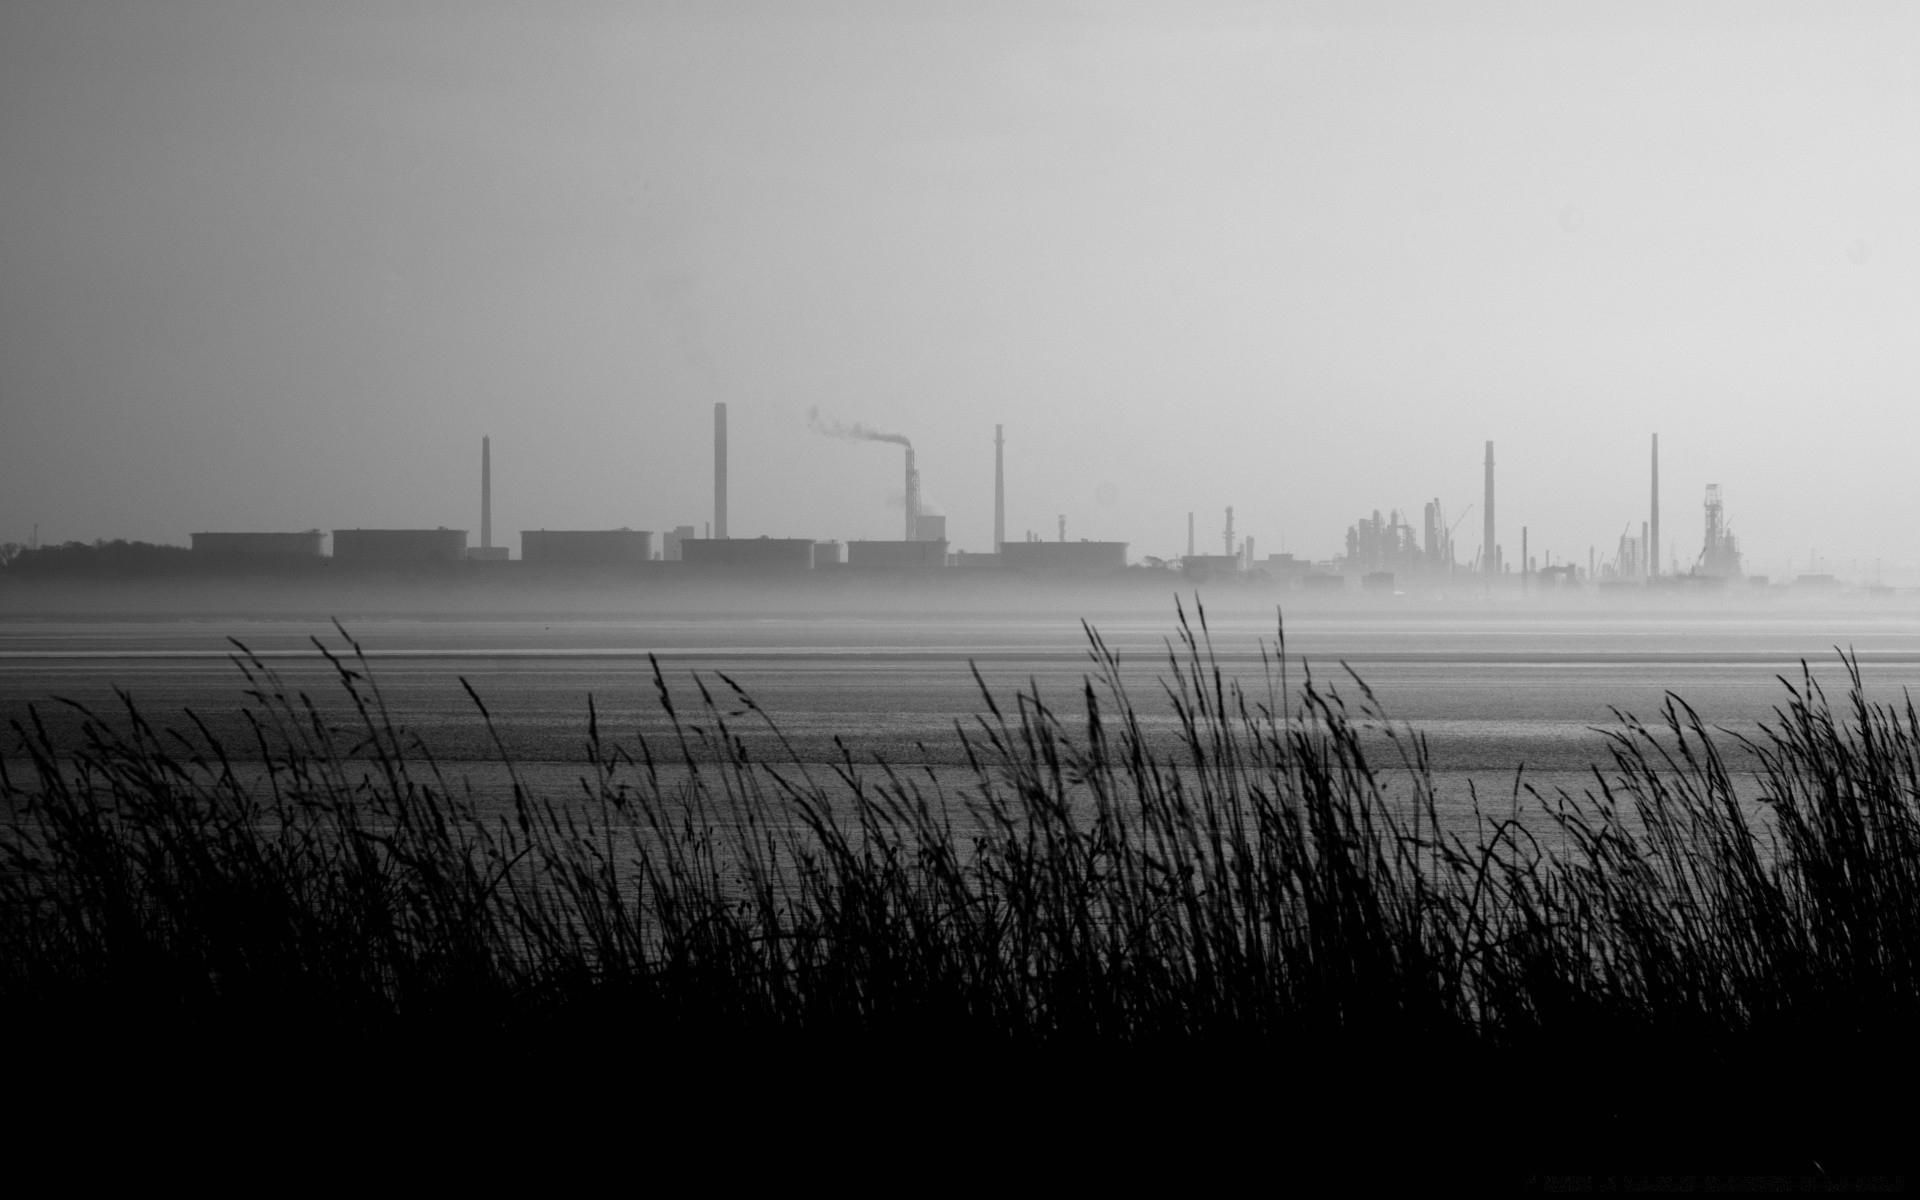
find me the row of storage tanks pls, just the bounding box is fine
[188,530,1129,571]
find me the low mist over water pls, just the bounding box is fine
[8,604,1916,818]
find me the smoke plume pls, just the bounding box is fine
[808,407,910,448]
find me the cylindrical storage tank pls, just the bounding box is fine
[331,529,468,563]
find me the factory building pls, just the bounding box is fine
[1003,541,1128,571]
[813,541,844,565]
[332,528,467,563]
[680,537,814,570]
[661,526,696,561]
[190,531,325,558]
[1181,553,1241,581]
[849,540,948,569]
[1697,485,1742,578]
[1420,500,1458,572]
[1344,510,1424,577]
[1602,525,1651,582]
[1261,553,1309,581]
[521,529,652,564]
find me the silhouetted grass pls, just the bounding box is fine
[3,604,1916,1173]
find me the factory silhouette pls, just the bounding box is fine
[148,405,1768,595]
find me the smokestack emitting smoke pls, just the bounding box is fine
[904,446,919,541]
[807,408,910,449]
[808,408,919,539]
[1650,432,1660,580]
[714,403,728,539]
[993,425,1004,553]
[1483,441,1496,575]
[481,435,491,551]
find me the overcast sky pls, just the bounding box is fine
[2,1,1915,574]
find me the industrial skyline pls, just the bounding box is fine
[2,6,1914,576]
[2,399,1801,583]
[125,404,1773,591]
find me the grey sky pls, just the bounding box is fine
[2,2,1914,573]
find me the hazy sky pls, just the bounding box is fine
[3,2,1915,573]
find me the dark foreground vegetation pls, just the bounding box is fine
[3,608,1916,1178]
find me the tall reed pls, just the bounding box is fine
[3,606,1916,1165]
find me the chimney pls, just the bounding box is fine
[993,425,1005,553]
[1483,441,1496,576]
[714,403,729,539]
[1057,514,1065,542]
[1223,506,1234,557]
[481,435,492,551]
[1649,433,1659,580]
[904,445,919,541]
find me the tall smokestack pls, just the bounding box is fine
[481,435,492,551]
[1224,506,1234,557]
[1649,433,1660,580]
[905,445,919,540]
[1483,441,1496,575]
[993,425,1005,552]
[714,403,728,539]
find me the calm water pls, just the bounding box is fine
[7,609,1920,829]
